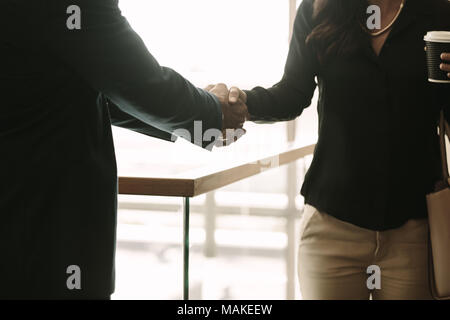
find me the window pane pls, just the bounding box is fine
[113,0,315,300]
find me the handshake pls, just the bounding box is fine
[205,83,249,147]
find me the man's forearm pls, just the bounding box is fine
[46,0,223,149]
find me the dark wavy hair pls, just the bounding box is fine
[306,0,370,64]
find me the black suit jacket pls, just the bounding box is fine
[0,0,222,299]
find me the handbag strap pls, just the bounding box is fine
[438,110,450,184]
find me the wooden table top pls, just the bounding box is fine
[118,143,316,197]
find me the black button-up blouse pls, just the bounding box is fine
[246,0,450,231]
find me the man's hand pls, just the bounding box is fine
[441,53,450,79]
[228,86,248,104]
[205,83,249,147]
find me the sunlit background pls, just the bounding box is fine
[112,0,319,300]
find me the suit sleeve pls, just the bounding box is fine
[244,0,318,122]
[44,0,222,150]
[104,96,176,142]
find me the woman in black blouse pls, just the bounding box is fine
[221,0,450,299]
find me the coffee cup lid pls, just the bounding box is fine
[424,31,450,43]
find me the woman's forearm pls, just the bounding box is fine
[245,79,316,122]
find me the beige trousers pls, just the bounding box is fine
[298,204,432,300]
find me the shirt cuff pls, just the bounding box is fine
[202,90,223,151]
[208,91,224,131]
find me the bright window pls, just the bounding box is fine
[113,0,317,300]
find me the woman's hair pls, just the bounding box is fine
[306,0,369,64]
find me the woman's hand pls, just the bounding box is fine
[441,53,450,78]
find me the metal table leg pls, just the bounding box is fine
[183,197,190,300]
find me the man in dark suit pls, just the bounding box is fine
[0,0,248,299]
